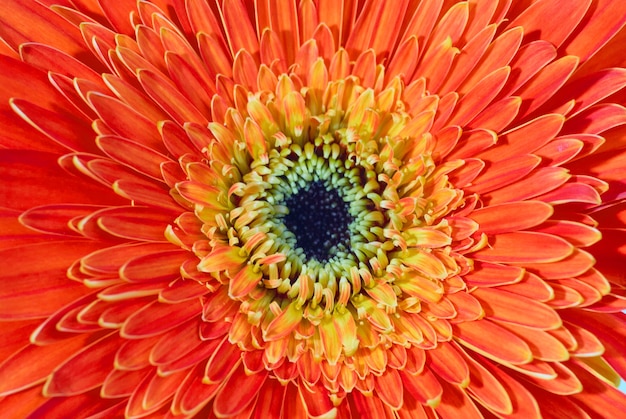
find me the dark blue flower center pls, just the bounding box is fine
[282,180,353,262]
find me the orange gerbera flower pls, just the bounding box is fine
[1,0,626,417]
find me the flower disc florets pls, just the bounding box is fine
[173,64,482,388]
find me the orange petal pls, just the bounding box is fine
[473,231,573,263]
[447,128,497,160]
[469,154,541,194]
[515,55,579,118]
[447,292,484,322]
[472,286,561,329]
[197,244,247,273]
[454,319,533,365]
[471,201,553,234]
[564,0,626,61]
[435,380,482,419]
[507,0,591,48]
[524,362,582,395]
[522,249,595,279]
[457,27,522,95]
[428,341,469,386]
[468,96,522,132]
[221,0,260,58]
[229,264,263,299]
[486,167,570,205]
[495,321,569,362]
[448,66,510,127]
[478,357,541,418]
[460,349,513,415]
[298,379,337,418]
[264,301,304,341]
[373,368,403,410]
[401,368,442,407]
[478,114,564,161]
[138,69,208,125]
[439,24,497,95]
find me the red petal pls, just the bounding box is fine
[121,299,201,338]
[81,242,174,275]
[96,206,173,241]
[204,337,242,384]
[0,334,91,396]
[18,204,102,237]
[214,364,267,417]
[0,241,104,320]
[88,92,165,152]
[0,1,86,57]
[174,363,221,416]
[45,332,122,396]
[1,150,124,210]
[113,178,183,212]
[114,335,161,371]
[120,249,188,283]
[102,367,151,398]
[96,135,171,180]
[126,368,189,417]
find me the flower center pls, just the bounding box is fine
[177,73,482,369]
[281,180,352,263]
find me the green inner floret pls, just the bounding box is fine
[229,137,394,301]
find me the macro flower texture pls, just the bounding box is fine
[2,0,626,417]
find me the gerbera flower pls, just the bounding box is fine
[1,0,626,417]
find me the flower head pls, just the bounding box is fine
[1,0,626,417]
